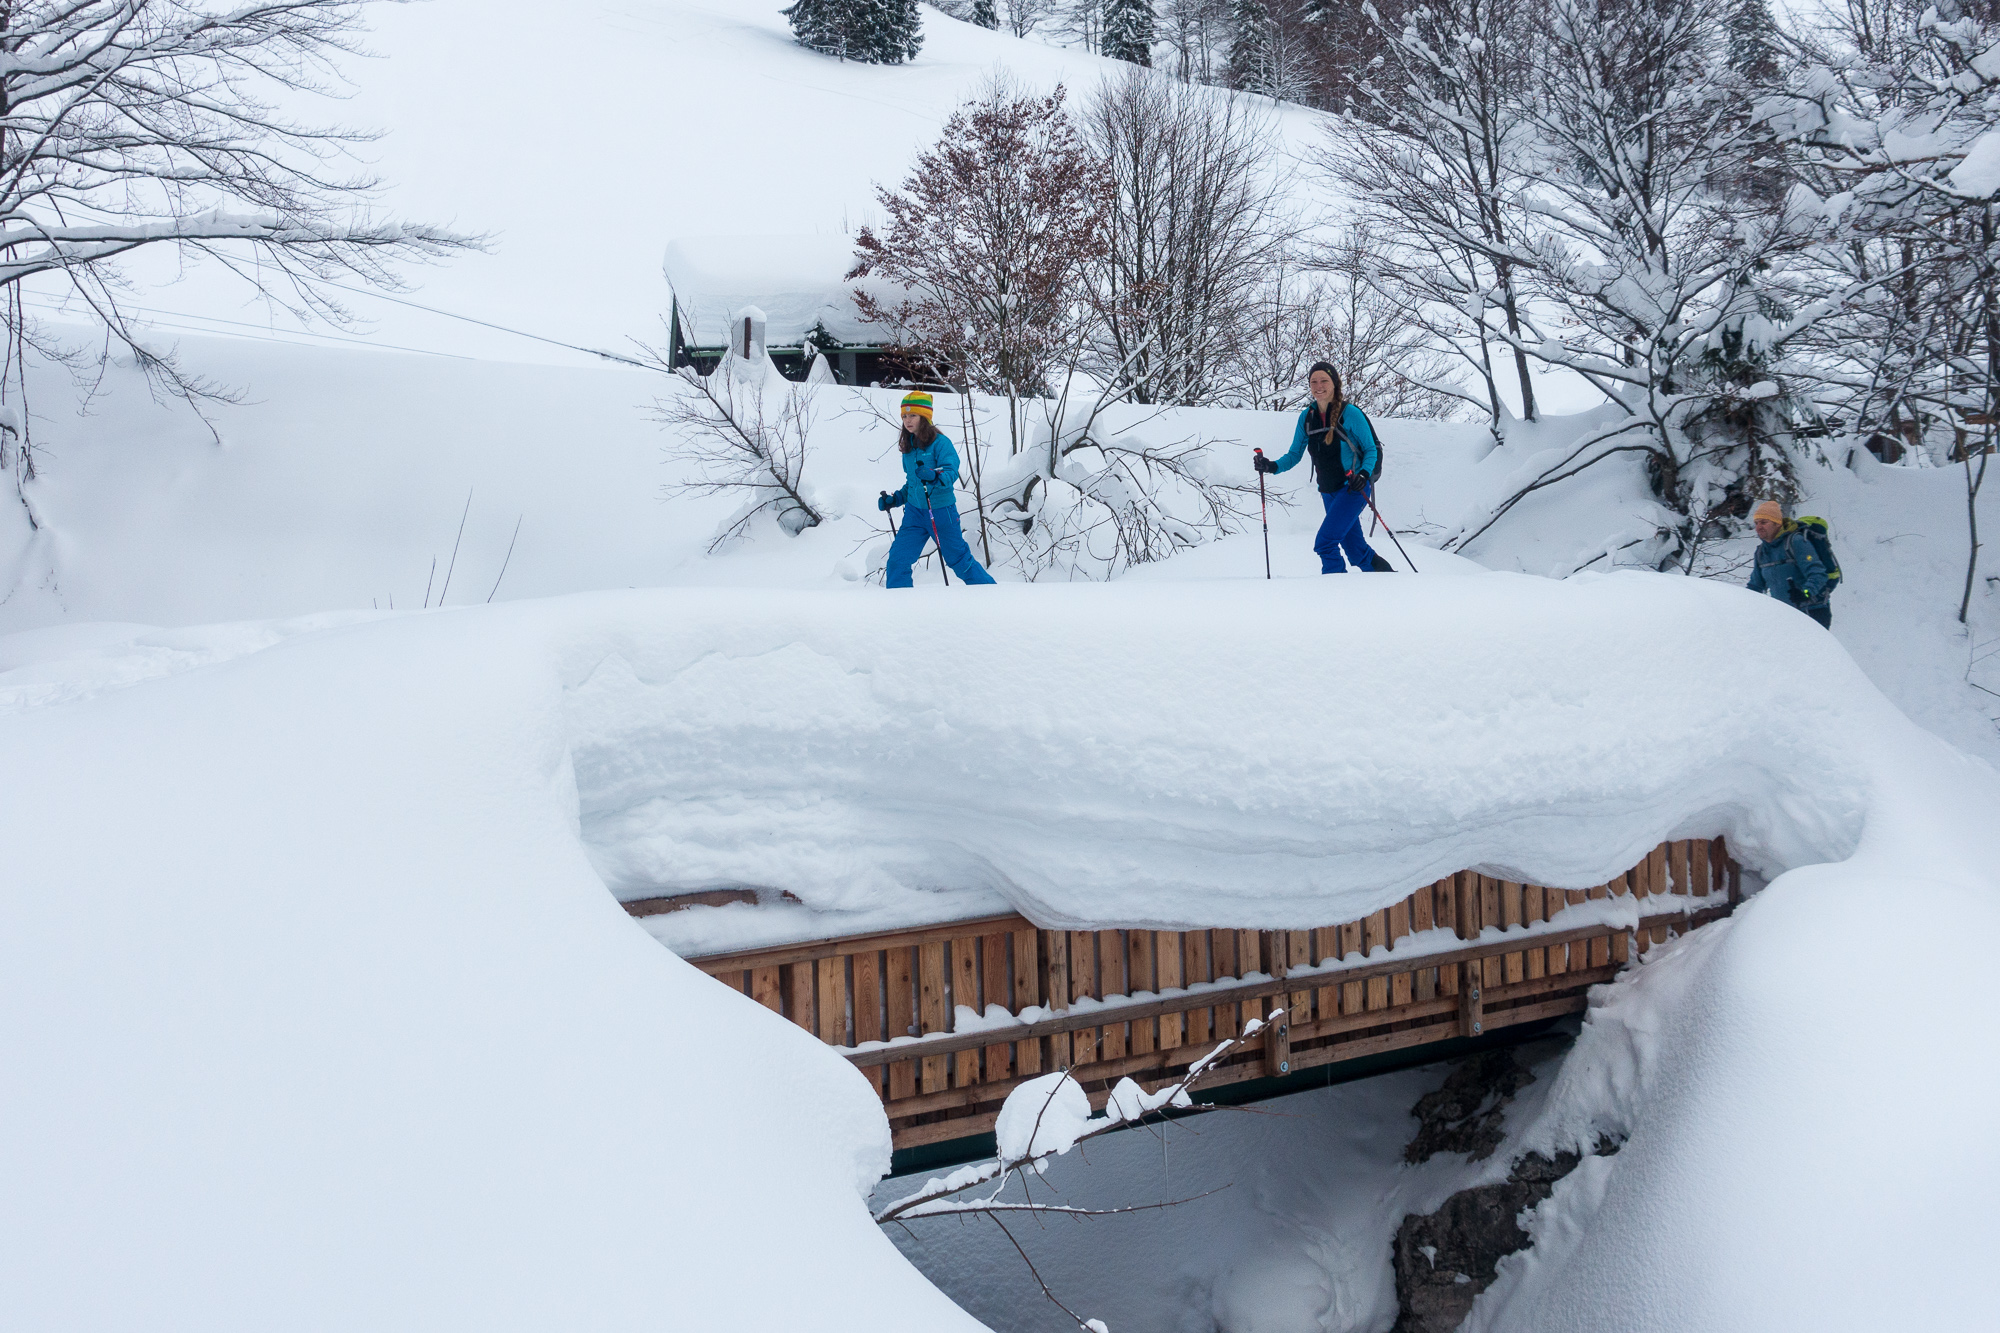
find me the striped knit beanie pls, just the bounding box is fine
[900,390,934,421]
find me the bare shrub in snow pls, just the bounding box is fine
[652,360,823,550]
[0,0,474,497]
[1764,0,2000,621]
[1080,68,1293,406]
[1325,0,1544,428]
[1234,240,1468,417]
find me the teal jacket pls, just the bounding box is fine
[1269,402,1379,493]
[1747,527,1830,609]
[886,431,960,511]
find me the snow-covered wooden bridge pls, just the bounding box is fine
[649,839,1738,1158]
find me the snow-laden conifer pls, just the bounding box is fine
[1101,0,1158,64]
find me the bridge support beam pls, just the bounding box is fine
[1264,1011,1291,1077]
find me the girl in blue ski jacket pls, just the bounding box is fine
[1255,361,1394,574]
[876,390,996,588]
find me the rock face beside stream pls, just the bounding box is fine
[1389,1049,1610,1333]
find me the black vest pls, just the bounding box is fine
[1305,402,1351,494]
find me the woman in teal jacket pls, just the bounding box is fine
[876,391,996,588]
[1254,361,1393,573]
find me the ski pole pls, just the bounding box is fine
[923,505,951,586]
[1365,491,1419,572]
[881,492,897,538]
[1253,449,1271,580]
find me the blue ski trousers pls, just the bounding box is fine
[887,505,997,588]
[1314,486,1379,574]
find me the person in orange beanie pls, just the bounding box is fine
[1747,500,1832,628]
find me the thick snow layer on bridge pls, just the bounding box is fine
[554,571,1951,953]
[4,572,1996,1331]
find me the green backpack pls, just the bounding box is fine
[1789,516,1844,593]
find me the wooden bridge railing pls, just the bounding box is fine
[684,838,1739,1150]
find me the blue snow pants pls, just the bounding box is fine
[887,505,997,588]
[1314,486,1379,573]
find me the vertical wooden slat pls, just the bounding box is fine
[1212,930,1241,1037]
[1480,876,1504,990]
[1337,920,1363,1015]
[1438,877,1461,997]
[1691,839,1710,905]
[853,952,884,1094]
[1069,930,1098,1067]
[750,965,782,1015]
[1156,930,1184,1050]
[1389,898,1414,1007]
[1364,909,1390,1010]
[1500,882,1525,985]
[1258,931,1286,1040]
[1127,931,1157,1056]
[1523,885,1547,980]
[1013,928,1043,1076]
[787,961,815,1035]
[1288,929,1314,1026]
[816,956,849,1046]
[1183,930,1213,1048]
[1097,930,1128,1061]
[1037,929,1065,1072]
[1313,927,1340,1027]
[982,933,1012,1083]
[886,946,916,1101]
[1647,843,1670,949]
[918,942,948,1094]
[1588,879,1613,969]
[954,938,983,1087]
[1412,885,1437,1002]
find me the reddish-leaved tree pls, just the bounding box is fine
[849,78,1111,466]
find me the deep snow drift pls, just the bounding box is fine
[0,603,982,1332]
[4,571,1998,1330]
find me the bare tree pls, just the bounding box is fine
[1158,0,1229,82]
[1232,251,1467,418]
[851,78,1110,563]
[1438,0,1821,566]
[1767,0,2000,622]
[851,78,1110,461]
[1081,67,1292,406]
[0,0,475,497]
[651,358,823,551]
[1325,0,1543,429]
[1005,0,1058,37]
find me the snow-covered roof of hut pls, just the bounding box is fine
[663,235,896,349]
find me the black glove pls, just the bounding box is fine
[1346,472,1369,494]
[1253,454,1277,474]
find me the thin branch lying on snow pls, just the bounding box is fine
[875,1015,1277,1333]
[874,1011,1278,1226]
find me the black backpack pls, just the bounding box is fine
[1313,402,1385,483]
[1346,405,1384,483]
